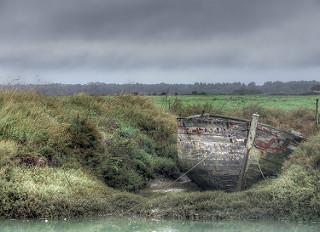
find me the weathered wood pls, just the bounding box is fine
[237,114,259,191]
[316,99,319,128]
[246,114,259,150]
[177,114,304,191]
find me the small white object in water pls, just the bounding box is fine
[151,218,161,222]
[45,219,48,223]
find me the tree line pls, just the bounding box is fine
[0,80,319,96]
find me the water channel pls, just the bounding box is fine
[0,217,319,232]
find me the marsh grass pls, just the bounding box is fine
[0,91,175,218]
[237,104,317,136]
[0,91,319,220]
[0,166,144,218]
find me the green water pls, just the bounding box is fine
[0,218,319,232]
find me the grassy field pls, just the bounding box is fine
[152,95,319,111]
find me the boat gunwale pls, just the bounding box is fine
[177,113,305,140]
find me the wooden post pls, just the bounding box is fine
[237,113,259,191]
[316,99,319,129]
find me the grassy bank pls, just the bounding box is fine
[0,166,143,218]
[0,91,319,221]
[0,91,176,218]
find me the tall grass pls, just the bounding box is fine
[237,103,317,137]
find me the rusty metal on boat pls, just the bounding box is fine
[177,114,304,191]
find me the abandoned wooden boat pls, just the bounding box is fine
[177,114,304,191]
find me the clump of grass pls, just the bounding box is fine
[235,104,317,137]
[0,140,18,166]
[284,134,320,170]
[98,124,179,191]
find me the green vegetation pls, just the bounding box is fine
[0,91,319,221]
[152,95,318,112]
[0,91,176,218]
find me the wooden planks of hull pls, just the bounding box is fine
[177,114,304,191]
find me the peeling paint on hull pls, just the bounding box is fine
[177,114,304,191]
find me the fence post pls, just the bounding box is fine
[316,99,319,128]
[237,113,259,191]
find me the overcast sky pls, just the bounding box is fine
[0,0,320,84]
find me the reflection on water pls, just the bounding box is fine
[0,217,319,232]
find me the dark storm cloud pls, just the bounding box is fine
[0,0,320,81]
[0,0,307,40]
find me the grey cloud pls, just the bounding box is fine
[0,0,320,82]
[0,0,310,40]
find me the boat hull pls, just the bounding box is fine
[177,114,303,191]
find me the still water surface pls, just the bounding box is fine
[0,217,319,232]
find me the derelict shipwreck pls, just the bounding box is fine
[177,114,304,191]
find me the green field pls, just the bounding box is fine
[152,95,319,111]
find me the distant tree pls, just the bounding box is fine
[248,82,256,88]
[311,84,320,92]
[0,81,318,96]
